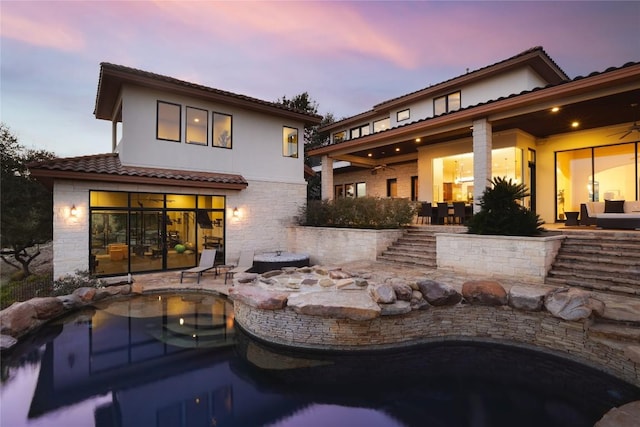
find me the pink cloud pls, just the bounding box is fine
[0,4,85,51]
[149,1,419,68]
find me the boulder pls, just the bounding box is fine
[380,300,412,316]
[57,294,82,310]
[410,290,429,310]
[595,400,640,427]
[287,291,380,321]
[508,285,550,311]
[544,287,595,321]
[368,283,396,304]
[235,272,258,284]
[0,334,17,351]
[390,281,414,302]
[228,286,288,310]
[462,280,507,306]
[73,287,97,303]
[0,302,38,337]
[418,279,462,306]
[29,297,64,320]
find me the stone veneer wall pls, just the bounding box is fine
[51,179,306,277]
[436,233,565,283]
[286,226,403,265]
[234,302,639,386]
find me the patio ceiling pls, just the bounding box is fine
[340,89,640,165]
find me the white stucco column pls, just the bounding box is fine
[321,155,334,201]
[472,118,492,212]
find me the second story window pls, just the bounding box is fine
[373,118,390,133]
[350,124,370,139]
[157,101,181,142]
[283,126,298,158]
[186,107,208,145]
[333,131,346,143]
[213,112,232,148]
[434,91,461,116]
[397,109,410,122]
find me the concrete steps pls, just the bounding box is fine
[546,233,640,297]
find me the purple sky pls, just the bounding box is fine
[1,1,638,157]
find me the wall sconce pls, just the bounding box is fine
[232,207,240,218]
[70,205,78,217]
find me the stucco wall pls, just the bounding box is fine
[51,178,305,278]
[436,232,565,283]
[286,226,403,265]
[119,85,306,184]
[233,302,639,386]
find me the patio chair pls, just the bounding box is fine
[180,249,217,284]
[416,202,432,224]
[437,203,451,225]
[225,249,255,284]
[452,202,466,224]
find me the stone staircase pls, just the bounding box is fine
[545,231,640,298]
[378,225,465,268]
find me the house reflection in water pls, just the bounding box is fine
[26,295,304,427]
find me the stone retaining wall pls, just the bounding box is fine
[436,232,565,283]
[287,226,403,265]
[234,301,639,386]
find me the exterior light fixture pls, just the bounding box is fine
[70,205,78,217]
[232,207,240,218]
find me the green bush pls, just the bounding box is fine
[466,177,544,236]
[299,197,416,229]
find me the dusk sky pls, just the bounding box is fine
[1,1,638,158]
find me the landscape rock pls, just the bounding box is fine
[508,285,550,311]
[335,278,356,289]
[0,334,17,351]
[545,287,595,321]
[418,279,462,306]
[0,302,38,337]
[57,294,82,310]
[235,272,258,284]
[588,297,606,317]
[329,270,352,280]
[73,287,97,302]
[390,281,413,301]
[287,291,380,321]
[368,283,396,304]
[318,278,335,288]
[462,280,507,306]
[379,300,412,316]
[28,297,65,320]
[262,270,283,278]
[595,400,640,427]
[228,286,288,310]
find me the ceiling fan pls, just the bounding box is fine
[370,164,395,175]
[610,103,640,139]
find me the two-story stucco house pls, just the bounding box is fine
[30,63,322,278]
[309,47,640,225]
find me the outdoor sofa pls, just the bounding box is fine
[581,200,640,230]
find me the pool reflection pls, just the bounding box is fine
[1,293,639,427]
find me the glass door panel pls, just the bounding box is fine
[594,144,636,201]
[197,210,225,264]
[556,148,592,221]
[166,211,197,270]
[130,211,163,273]
[90,211,128,276]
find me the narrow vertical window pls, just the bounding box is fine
[157,101,181,142]
[213,112,232,148]
[283,126,298,158]
[186,107,208,145]
[387,178,397,198]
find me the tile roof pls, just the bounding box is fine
[28,153,248,190]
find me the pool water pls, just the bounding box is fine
[1,293,638,427]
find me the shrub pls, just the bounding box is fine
[299,197,416,229]
[466,177,544,236]
[53,270,106,296]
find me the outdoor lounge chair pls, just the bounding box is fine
[180,249,216,284]
[225,250,255,284]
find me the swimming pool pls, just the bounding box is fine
[1,293,638,427]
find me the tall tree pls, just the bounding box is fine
[0,124,56,277]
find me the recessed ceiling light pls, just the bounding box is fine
[194,118,200,122]
[415,138,421,142]
[551,107,560,113]
[367,153,372,157]
[571,121,580,128]
[395,147,400,152]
